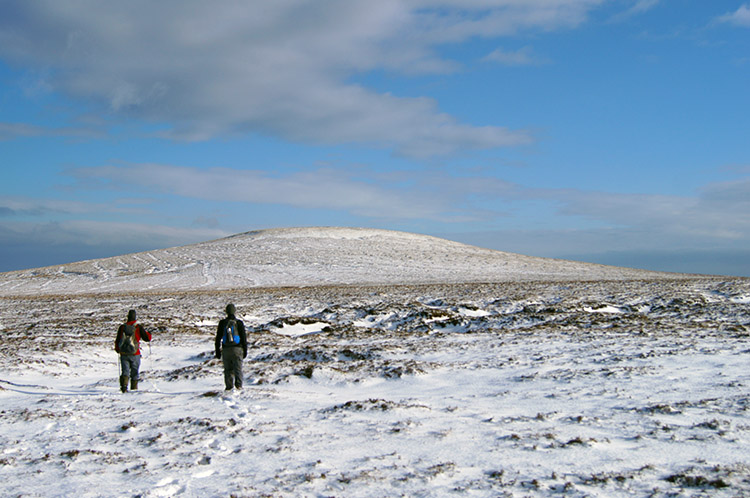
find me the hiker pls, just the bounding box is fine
[215,303,248,390]
[115,309,152,393]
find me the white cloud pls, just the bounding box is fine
[717,4,750,27]
[630,0,660,13]
[0,219,228,250]
[483,46,547,65]
[0,1,607,156]
[605,0,660,23]
[4,160,749,273]
[65,162,750,246]
[624,0,660,16]
[0,196,108,216]
[0,122,102,141]
[66,163,498,222]
[540,180,750,241]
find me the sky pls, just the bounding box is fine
[1,1,749,277]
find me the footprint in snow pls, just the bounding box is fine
[223,395,251,415]
[152,478,185,497]
[193,469,214,479]
[151,484,185,497]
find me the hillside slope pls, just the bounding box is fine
[0,227,687,296]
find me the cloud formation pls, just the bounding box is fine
[0,122,101,141]
[717,4,750,27]
[540,179,750,242]
[62,162,750,247]
[482,46,547,66]
[0,219,226,249]
[66,163,502,222]
[609,0,661,21]
[0,0,606,156]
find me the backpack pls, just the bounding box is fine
[118,324,138,355]
[222,318,240,346]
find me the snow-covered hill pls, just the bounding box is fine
[0,227,684,296]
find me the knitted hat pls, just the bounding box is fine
[127,309,137,321]
[226,303,236,316]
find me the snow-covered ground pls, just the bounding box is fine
[1,228,748,496]
[2,277,749,497]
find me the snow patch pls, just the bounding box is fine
[271,321,330,337]
[584,304,625,314]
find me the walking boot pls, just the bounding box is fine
[119,375,128,393]
[130,378,138,391]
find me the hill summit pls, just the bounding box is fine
[0,227,679,295]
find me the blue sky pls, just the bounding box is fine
[1,0,749,276]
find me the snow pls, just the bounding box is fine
[0,228,749,497]
[0,227,693,297]
[584,304,624,314]
[271,321,330,337]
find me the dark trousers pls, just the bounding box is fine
[222,347,244,390]
[120,355,141,380]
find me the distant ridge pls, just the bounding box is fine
[0,227,689,296]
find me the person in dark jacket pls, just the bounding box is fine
[115,309,152,393]
[215,303,248,390]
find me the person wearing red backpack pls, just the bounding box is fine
[215,303,247,390]
[115,309,152,393]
